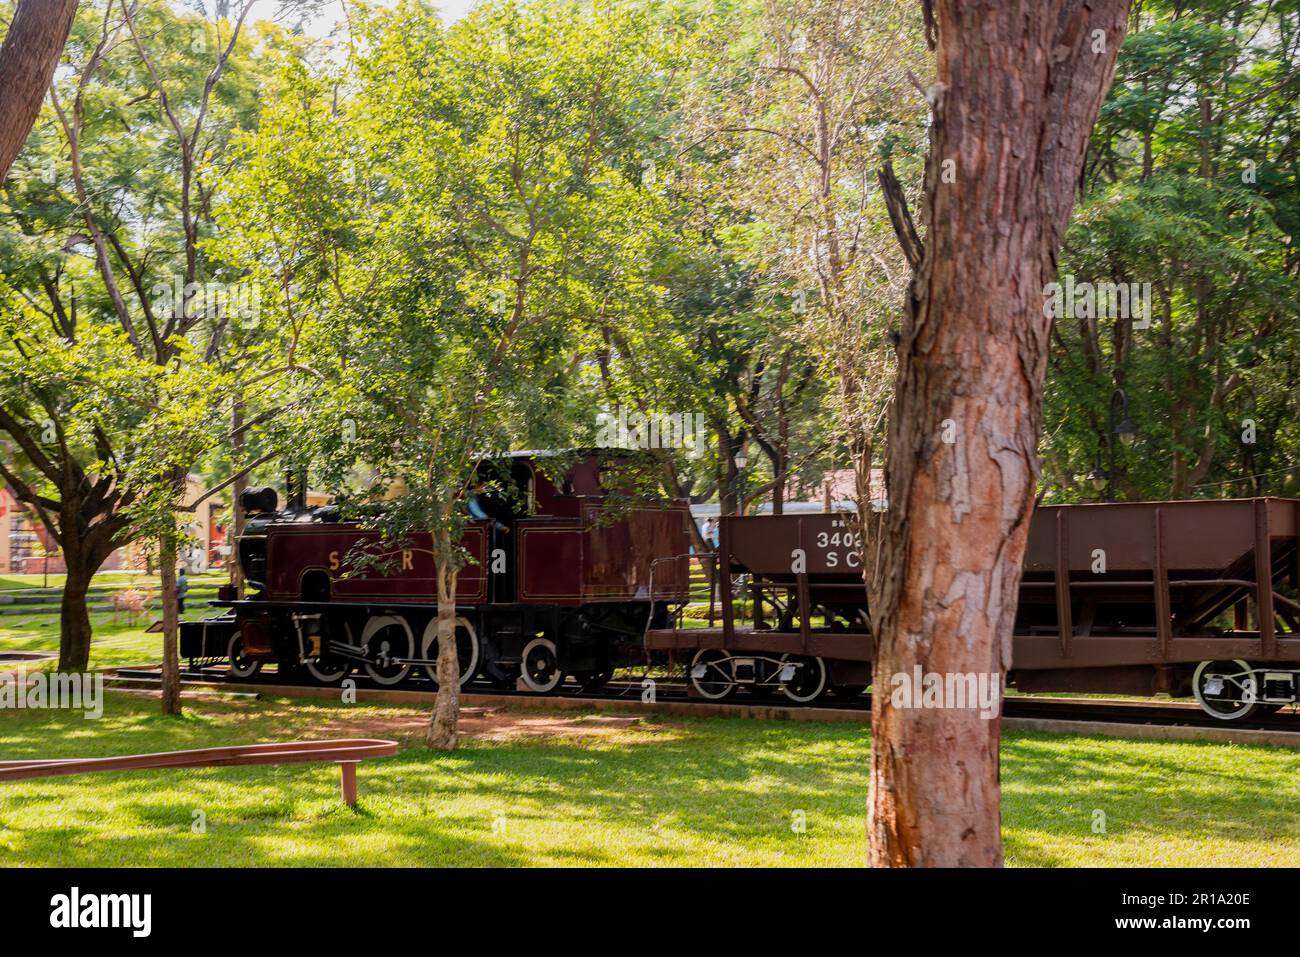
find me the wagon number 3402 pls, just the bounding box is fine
[815,529,863,569]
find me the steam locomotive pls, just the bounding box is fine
[184,450,1300,721]
[181,451,692,693]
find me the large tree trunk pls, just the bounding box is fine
[867,0,1129,867]
[0,0,79,182]
[159,533,182,715]
[57,554,94,672]
[426,529,461,750]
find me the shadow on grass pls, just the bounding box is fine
[0,695,1296,866]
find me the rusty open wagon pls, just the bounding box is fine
[646,497,1300,720]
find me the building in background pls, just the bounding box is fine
[0,476,231,575]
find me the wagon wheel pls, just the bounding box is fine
[778,654,827,704]
[520,637,565,693]
[227,632,262,679]
[689,649,735,700]
[1192,659,1260,721]
[361,615,415,686]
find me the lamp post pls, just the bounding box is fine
[1094,387,1137,502]
[732,443,748,516]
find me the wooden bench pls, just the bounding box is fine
[0,739,398,806]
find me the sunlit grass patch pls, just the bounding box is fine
[0,692,1295,867]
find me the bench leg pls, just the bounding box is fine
[339,762,358,807]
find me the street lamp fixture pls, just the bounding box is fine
[1101,387,1137,501]
[1115,416,1138,448]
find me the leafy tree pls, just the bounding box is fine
[219,0,680,748]
[868,0,1129,866]
[1044,0,1300,502]
[0,0,305,682]
[649,0,926,516]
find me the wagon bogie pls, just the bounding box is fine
[686,648,831,702]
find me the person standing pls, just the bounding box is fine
[176,566,189,615]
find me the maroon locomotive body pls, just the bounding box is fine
[183,451,692,692]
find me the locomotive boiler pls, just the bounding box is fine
[181,451,692,692]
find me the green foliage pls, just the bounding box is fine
[218,0,684,568]
[1044,0,1300,502]
[0,1,289,565]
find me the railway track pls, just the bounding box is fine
[107,665,1300,735]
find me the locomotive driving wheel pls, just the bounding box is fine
[421,616,480,688]
[1193,659,1260,720]
[227,632,262,679]
[361,615,415,686]
[520,637,565,693]
[689,649,736,700]
[305,620,353,685]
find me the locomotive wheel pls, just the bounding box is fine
[689,649,736,700]
[779,654,827,703]
[520,637,564,693]
[304,621,355,685]
[361,615,415,686]
[227,632,262,679]
[1193,659,1260,721]
[421,616,480,688]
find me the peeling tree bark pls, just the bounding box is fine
[867,0,1130,867]
[0,0,79,182]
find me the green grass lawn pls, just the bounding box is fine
[0,690,1296,867]
[0,572,226,670]
[0,617,167,669]
[0,609,221,671]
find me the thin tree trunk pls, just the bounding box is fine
[867,0,1129,867]
[159,533,182,715]
[0,0,79,182]
[231,397,246,596]
[426,528,461,750]
[57,556,94,672]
